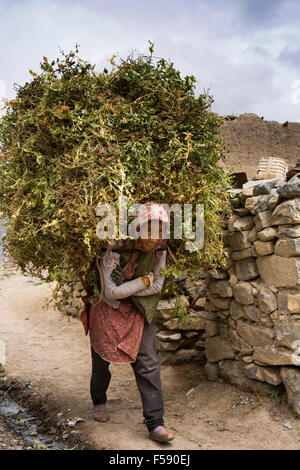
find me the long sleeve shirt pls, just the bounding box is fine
[89,244,167,363]
[100,248,167,308]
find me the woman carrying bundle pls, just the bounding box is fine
[81,202,175,443]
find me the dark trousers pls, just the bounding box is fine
[90,320,164,431]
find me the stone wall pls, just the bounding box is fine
[156,175,300,416]
[218,113,300,180]
[209,176,300,415]
[155,293,207,366]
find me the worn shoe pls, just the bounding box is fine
[94,407,109,422]
[149,427,175,442]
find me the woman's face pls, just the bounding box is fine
[139,219,164,252]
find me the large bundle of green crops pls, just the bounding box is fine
[0,43,233,308]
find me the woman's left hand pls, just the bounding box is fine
[111,265,125,286]
[144,271,155,287]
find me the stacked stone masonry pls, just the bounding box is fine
[155,175,300,416]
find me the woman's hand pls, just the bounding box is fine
[141,276,150,288]
[111,265,125,286]
[142,271,154,288]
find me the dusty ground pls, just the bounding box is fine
[0,273,300,450]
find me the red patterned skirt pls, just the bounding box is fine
[89,297,145,364]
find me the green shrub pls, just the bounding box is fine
[0,42,233,309]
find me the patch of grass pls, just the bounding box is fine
[172,296,188,320]
[25,381,34,389]
[32,440,50,450]
[269,391,282,406]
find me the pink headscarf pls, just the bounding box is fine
[134,202,169,228]
[134,202,168,255]
[122,202,168,279]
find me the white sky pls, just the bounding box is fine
[1,0,300,122]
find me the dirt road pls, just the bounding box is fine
[0,273,300,450]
